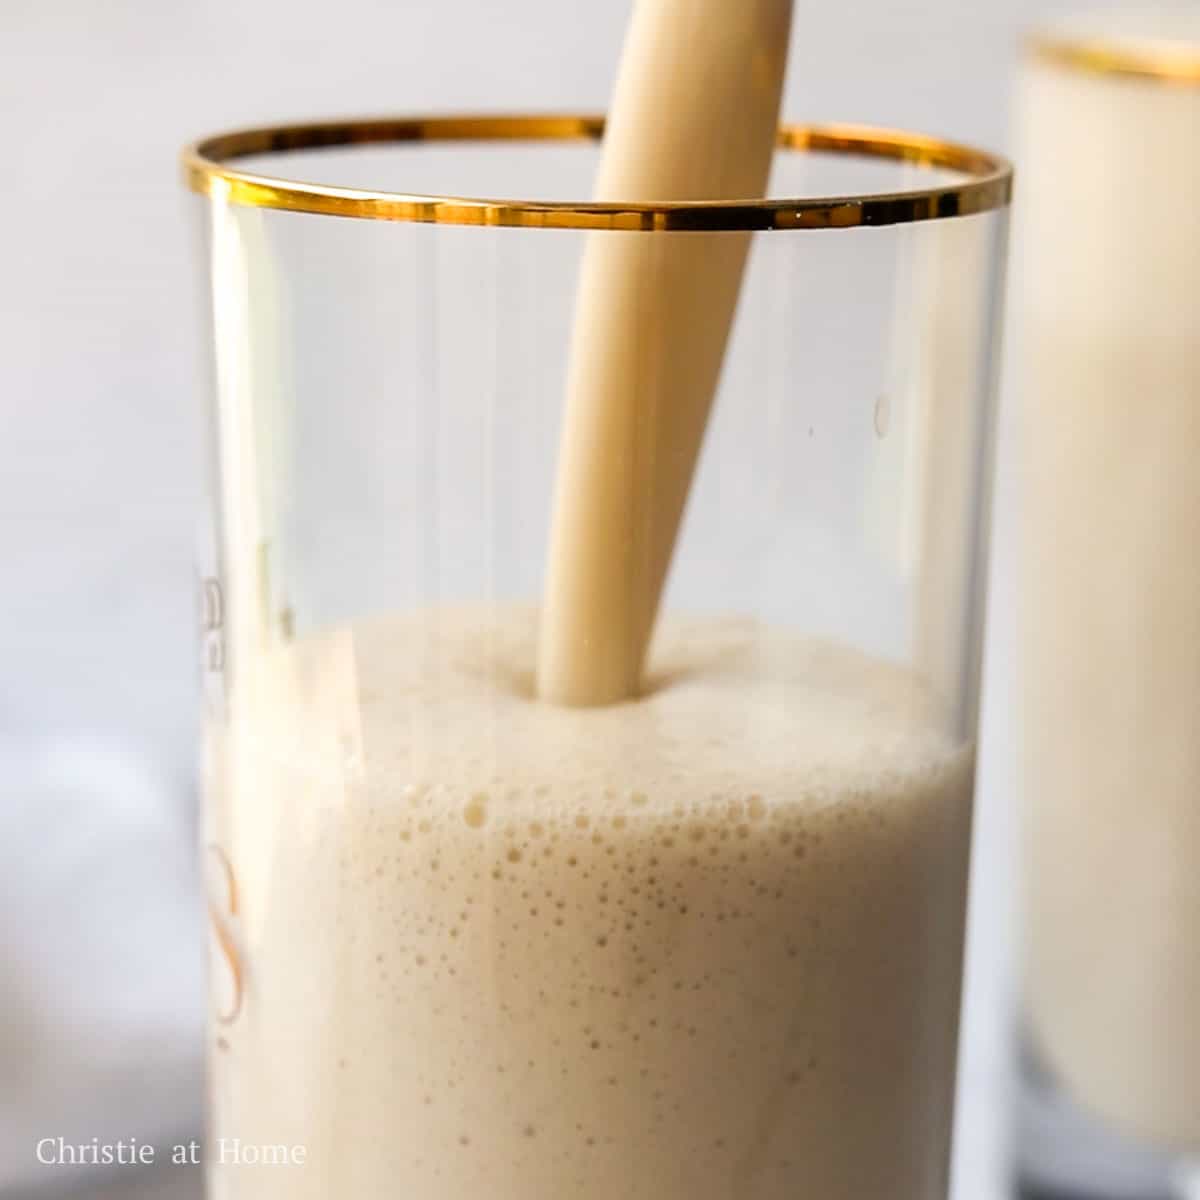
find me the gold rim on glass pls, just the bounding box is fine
[181,114,1012,232]
[1028,30,1200,85]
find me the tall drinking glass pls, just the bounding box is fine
[1013,16,1200,1200]
[184,115,1011,1199]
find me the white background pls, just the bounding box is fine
[0,0,1135,1196]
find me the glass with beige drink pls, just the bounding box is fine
[1014,16,1200,1199]
[186,115,1010,1198]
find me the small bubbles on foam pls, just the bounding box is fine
[463,795,489,828]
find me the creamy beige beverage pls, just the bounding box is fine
[538,0,793,706]
[1017,21,1200,1149]
[207,608,972,1199]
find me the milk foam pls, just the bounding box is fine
[207,608,973,1199]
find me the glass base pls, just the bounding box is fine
[1016,1032,1200,1200]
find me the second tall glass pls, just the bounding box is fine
[1013,18,1200,1200]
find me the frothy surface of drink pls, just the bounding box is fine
[208,609,972,1199]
